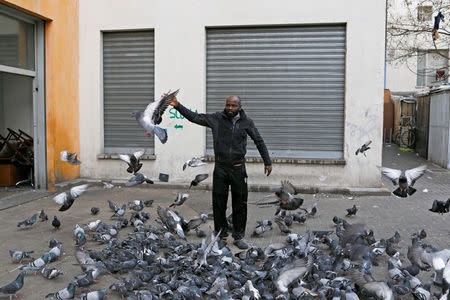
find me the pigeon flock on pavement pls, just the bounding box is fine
[3,91,449,299]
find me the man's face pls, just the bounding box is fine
[225,98,241,117]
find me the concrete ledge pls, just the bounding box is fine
[204,155,346,165]
[97,153,156,160]
[55,178,391,196]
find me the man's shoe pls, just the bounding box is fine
[233,239,249,250]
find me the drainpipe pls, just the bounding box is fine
[384,0,388,89]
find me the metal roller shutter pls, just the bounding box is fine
[103,31,154,153]
[206,25,346,159]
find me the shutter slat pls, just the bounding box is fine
[206,25,345,158]
[103,31,155,152]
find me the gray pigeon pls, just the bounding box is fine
[125,172,154,187]
[355,140,372,156]
[108,200,119,212]
[74,290,106,300]
[0,271,26,300]
[183,156,206,171]
[60,150,81,165]
[429,198,450,214]
[190,174,209,188]
[169,193,189,208]
[17,213,38,228]
[300,202,318,217]
[45,282,76,299]
[39,209,48,221]
[119,150,145,174]
[127,200,144,212]
[41,266,63,279]
[9,250,34,263]
[381,165,427,198]
[131,89,179,144]
[53,184,89,211]
[111,204,126,218]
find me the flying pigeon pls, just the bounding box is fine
[381,165,427,198]
[119,150,145,174]
[125,172,154,187]
[9,250,34,263]
[183,157,206,171]
[60,150,81,165]
[0,271,26,300]
[39,209,48,221]
[169,193,189,208]
[355,140,372,156]
[346,204,358,217]
[190,174,209,189]
[53,184,89,211]
[131,89,179,144]
[429,199,450,214]
[17,213,38,228]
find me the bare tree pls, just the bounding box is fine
[387,0,450,66]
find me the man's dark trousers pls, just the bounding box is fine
[213,162,248,240]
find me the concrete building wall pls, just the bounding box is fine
[79,0,386,188]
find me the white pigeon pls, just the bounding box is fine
[131,89,179,144]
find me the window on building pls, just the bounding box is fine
[206,25,346,159]
[102,31,154,154]
[417,6,432,21]
[416,50,449,87]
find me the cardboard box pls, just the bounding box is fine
[0,164,29,186]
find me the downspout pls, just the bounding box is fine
[384,0,388,89]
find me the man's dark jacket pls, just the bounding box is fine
[175,103,271,166]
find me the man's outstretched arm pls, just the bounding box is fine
[170,96,215,128]
[246,119,272,176]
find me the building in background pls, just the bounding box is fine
[79,0,386,189]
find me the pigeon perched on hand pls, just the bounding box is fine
[355,140,372,156]
[131,89,179,144]
[53,184,89,211]
[381,165,427,198]
[60,150,81,165]
[17,213,38,228]
[190,174,209,189]
[346,204,358,217]
[169,193,189,208]
[0,271,26,300]
[183,157,206,171]
[429,198,450,214]
[119,150,145,174]
[125,172,154,187]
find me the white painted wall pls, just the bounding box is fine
[1,73,33,137]
[79,0,386,188]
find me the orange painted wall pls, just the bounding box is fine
[1,0,79,190]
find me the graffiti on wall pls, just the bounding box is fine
[169,107,198,129]
[346,110,378,140]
